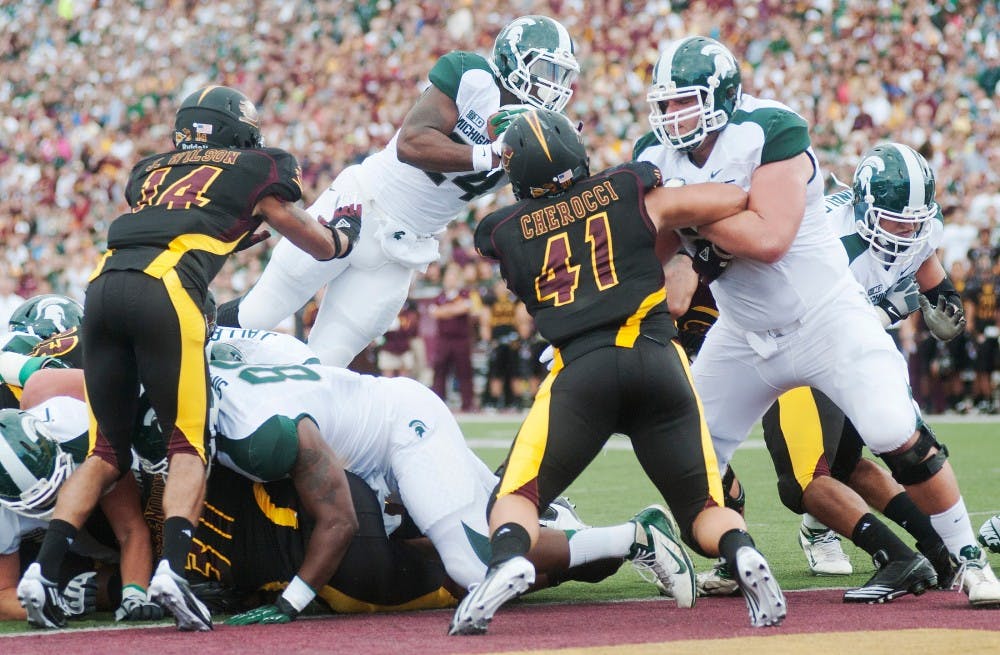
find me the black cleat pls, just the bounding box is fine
[843,550,937,604]
[916,539,957,589]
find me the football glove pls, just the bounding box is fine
[488,104,531,140]
[225,596,299,625]
[62,571,97,617]
[115,586,164,622]
[918,293,966,341]
[324,200,363,258]
[690,239,733,283]
[538,344,555,371]
[874,274,920,327]
[979,515,1000,554]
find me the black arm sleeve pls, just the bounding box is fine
[923,276,961,307]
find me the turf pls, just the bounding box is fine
[0,418,996,633]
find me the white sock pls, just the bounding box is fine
[929,496,977,559]
[801,513,829,532]
[568,523,634,567]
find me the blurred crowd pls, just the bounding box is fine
[1,0,998,413]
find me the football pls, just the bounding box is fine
[487,104,534,141]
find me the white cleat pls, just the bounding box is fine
[448,556,535,635]
[148,560,213,631]
[954,545,1000,608]
[734,547,787,628]
[799,525,853,576]
[628,504,696,608]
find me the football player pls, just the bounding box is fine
[217,15,580,367]
[451,109,786,636]
[0,402,162,622]
[18,85,362,632]
[206,358,682,625]
[636,36,1000,607]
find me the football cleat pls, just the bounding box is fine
[954,545,1000,607]
[799,525,853,575]
[148,560,213,631]
[916,538,957,589]
[978,515,1000,554]
[448,556,535,636]
[539,496,590,531]
[17,563,68,629]
[843,550,937,603]
[695,558,741,597]
[628,504,696,608]
[734,547,786,628]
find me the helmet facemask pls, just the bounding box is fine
[504,47,578,112]
[648,85,733,152]
[856,202,937,265]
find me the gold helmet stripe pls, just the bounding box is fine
[524,111,552,162]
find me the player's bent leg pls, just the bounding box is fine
[306,261,413,366]
[237,237,348,330]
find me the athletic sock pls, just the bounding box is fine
[162,516,196,575]
[568,523,634,567]
[801,512,829,532]
[882,492,939,546]
[36,518,77,581]
[851,512,912,560]
[929,497,978,559]
[489,522,531,567]
[718,528,755,564]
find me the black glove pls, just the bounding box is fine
[325,202,363,258]
[690,239,733,283]
[62,571,97,617]
[115,587,164,621]
[919,294,966,341]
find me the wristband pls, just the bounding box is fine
[280,575,316,613]
[471,144,493,172]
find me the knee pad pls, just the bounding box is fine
[721,466,746,516]
[879,423,949,486]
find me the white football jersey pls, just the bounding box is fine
[635,94,850,331]
[208,326,320,366]
[356,51,509,235]
[826,189,943,309]
[210,362,388,485]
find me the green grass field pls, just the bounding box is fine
[1,418,997,633]
[463,417,1000,604]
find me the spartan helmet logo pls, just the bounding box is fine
[36,298,71,333]
[504,17,533,46]
[856,155,886,204]
[701,42,737,91]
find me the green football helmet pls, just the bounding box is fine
[853,142,937,264]
[489,16,579,113]
[174,85,263,151]
[501,109,590,201]
[0,408,75,519]
[647,36,742,151]
[8,294,84,340]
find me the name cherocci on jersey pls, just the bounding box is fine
[520,181,620,240]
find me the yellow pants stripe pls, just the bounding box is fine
[777,386,825,491]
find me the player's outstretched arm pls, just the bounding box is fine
[645,182,748,231]
[698,152,813,263]
[254,195,359,261]
[397,85,495,173]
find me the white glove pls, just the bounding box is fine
[538,344,555,371]
[874,275,920,327]
[62,571,97,617]
[918,294,966,341]
[115,585,165,621]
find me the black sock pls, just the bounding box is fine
[718,528,755,564]
[882,492,939,547]
[215,297,242,328]
[488,522,531,567]
[851,513,912,560]
[162,516,196,574]
[36,519,78,581]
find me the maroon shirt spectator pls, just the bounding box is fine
[429,262,475,412]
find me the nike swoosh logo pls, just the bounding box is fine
[710,169,723,179]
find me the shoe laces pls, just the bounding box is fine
[952,550,995,593]
[630,550,664,584]
[806,530,850,561]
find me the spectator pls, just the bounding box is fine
[429,261,475,412]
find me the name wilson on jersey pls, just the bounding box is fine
[519,180,620,239]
